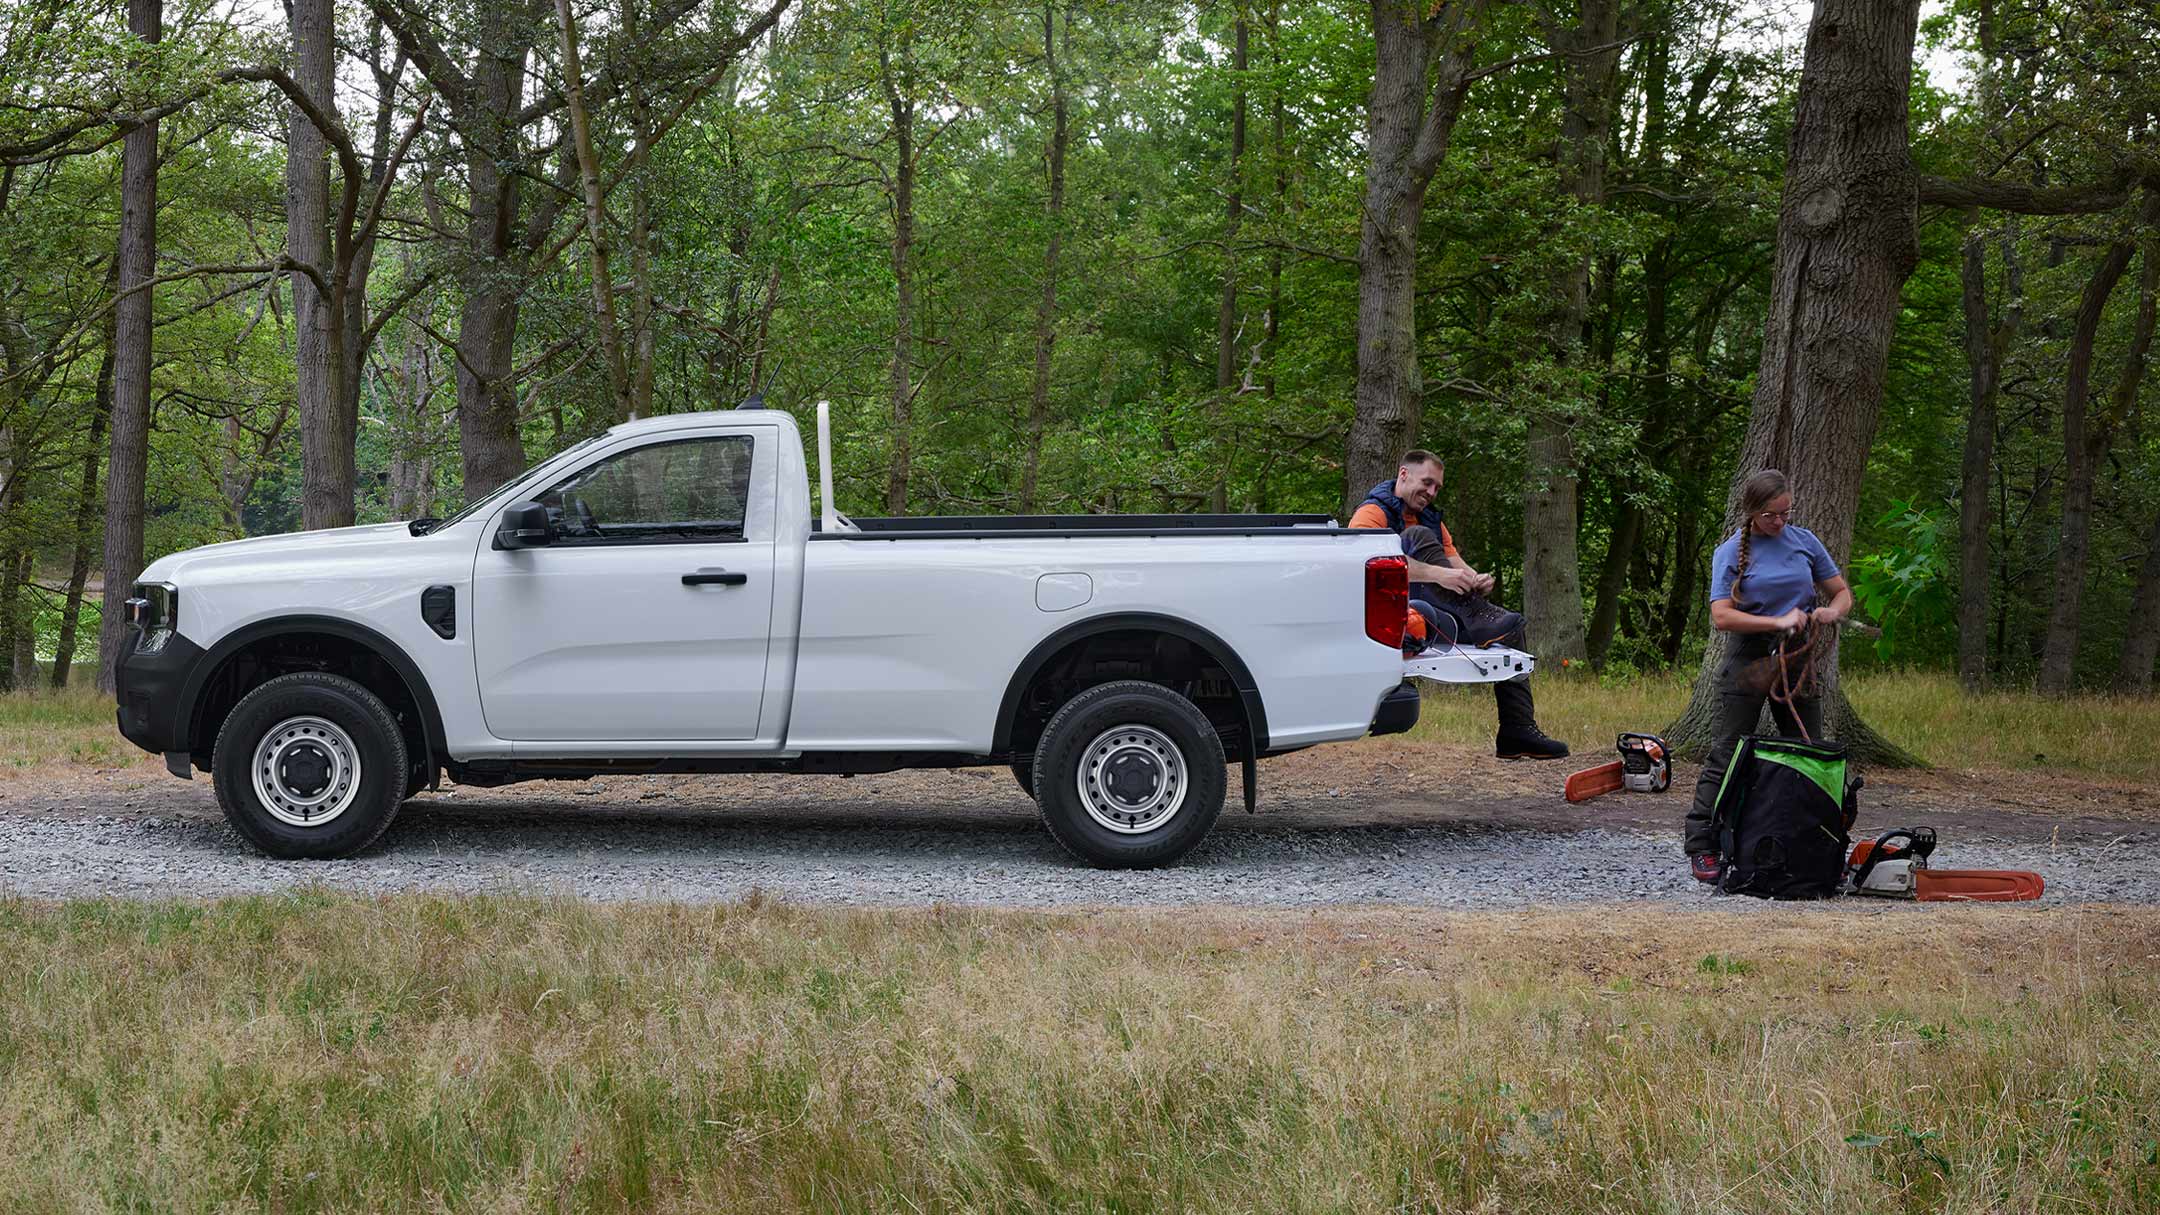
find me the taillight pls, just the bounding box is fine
[1365,556,1407,648]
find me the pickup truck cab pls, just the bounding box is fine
[116,406,1530,867]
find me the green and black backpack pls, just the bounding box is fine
[1709,736,1860,899]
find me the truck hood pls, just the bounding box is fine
[139,523,418,582]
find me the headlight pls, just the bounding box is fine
[125,582,179,653]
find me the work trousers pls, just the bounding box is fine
[1400,525,1537,734]
[1683,638,1824,856]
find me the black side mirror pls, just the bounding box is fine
[495,501,555,550]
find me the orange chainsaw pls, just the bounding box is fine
[1845,828,2045,902]
[1564,733,1670,803]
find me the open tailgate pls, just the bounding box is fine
[1403,645,1536,685]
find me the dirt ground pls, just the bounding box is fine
[7,734,2155,845]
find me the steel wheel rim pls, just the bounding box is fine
[1077,723,1187,834]
[251,715,362,828]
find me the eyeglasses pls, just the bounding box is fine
[1756,507,1796,523]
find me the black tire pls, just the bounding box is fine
[1032,680,1226,868]
[1010,761,1035,799]
[212,672,410,859]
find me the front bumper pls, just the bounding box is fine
[1369,680,1421,737]
[115,631,208,764]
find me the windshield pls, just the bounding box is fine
[426,433,610,532]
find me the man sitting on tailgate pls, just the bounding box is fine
[1350,450,1570,761]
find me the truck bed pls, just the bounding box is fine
[820,513,1375,539]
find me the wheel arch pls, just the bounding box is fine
[992,612,1268,760]
[180,616,448,782]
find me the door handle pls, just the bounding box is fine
[682,570,749,586]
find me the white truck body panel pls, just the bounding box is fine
[134,409,1413,765]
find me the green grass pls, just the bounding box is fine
[1410,669,2160,782]
[0,895,2154,1212]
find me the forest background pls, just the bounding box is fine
[1,0,2157,724]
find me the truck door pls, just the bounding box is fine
[472,427,778,741]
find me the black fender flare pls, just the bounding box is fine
[180,615,450,773]
[992,611,1268,757]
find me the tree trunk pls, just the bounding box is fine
[2030,191,2151,691]
[1665,0,1925,767]
[1956,215,2017,690]
[623,0,658,420]
[450,7,537,504]
[2123,511,2160,691]
[52,335,116,689]
[1522,0,1622,666]
[1264,1,1285,409]
[882,44,917,516]
[1020,0,1067,514]
[1586,494,1642,667]
[556,0,635,426]
[1341,1,1480,517]
[1210,10,1248,514]
[98,0,161,694]
[288,0,353,531]
[0,433,26,693]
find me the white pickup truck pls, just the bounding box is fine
[115,406,1530,867]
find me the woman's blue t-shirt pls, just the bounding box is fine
[1707,525,1839,617]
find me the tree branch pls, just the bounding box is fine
[1917,171,2134,215]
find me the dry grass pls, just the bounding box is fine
[12,671,2160,784]
[0,685,153,777]
[1412,669,2160,783]
[0,894,2155,1212]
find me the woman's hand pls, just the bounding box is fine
[1812,603,1844,626]
[1774,608,1809,633]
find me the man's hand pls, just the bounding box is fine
[1431,565,1480,595]
[1469,570,1495,596]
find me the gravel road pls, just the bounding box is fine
[2,757,2154,908]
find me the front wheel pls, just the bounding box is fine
[1032,681,1226,868]
[212,672,410,859]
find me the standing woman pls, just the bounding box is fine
[1683,469,1854,882]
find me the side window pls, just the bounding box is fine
[537,435,755,544]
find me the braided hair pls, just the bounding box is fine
[1729,469,1791,603]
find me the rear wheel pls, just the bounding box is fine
[212,672,409,859]
[1032,680,1226,868]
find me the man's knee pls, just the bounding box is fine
[1399,525,1450,565]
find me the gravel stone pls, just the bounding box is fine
[0,782,2153,908]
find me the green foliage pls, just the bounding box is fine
[0,0,2157,690]
[1846,500,1955,663]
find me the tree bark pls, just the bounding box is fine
[1341,0,1483,517]
[288,0,354,531]
[1957,213,2022,690]
[1522,0,1623,666]
[1210,9,1248,514]
[98,0,161,694]
[1664,0,1925,766]
[2037,194,2158,694]
[1021,0,1067,514]
[556,0,636,425]
[881,41,917,516]
[51,332,116,689]
[0,430,27,692]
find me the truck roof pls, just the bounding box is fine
[602,409,799,439]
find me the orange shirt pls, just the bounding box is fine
[1348,502,1459,558]
[1349,502,1459,644]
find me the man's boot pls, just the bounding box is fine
[1494,679,1569,760]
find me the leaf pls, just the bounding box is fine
[1844,1133,1887,1148]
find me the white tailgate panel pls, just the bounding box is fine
[1404,645,1536,685]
